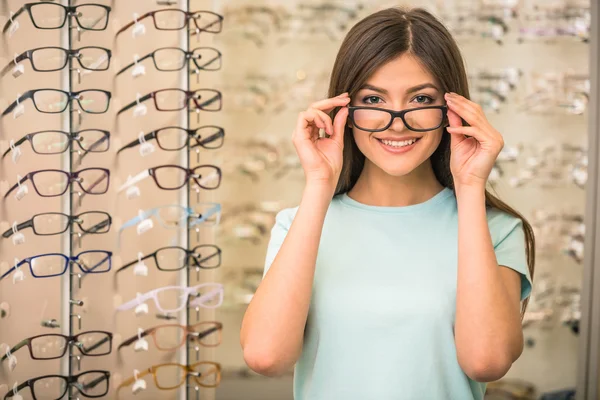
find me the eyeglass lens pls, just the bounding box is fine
[154,89,221,111]
[32,376,68,399]
[352,107,445,132]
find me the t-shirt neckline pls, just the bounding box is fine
[338,187,453,214]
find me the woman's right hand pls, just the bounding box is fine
[292,93,351,190]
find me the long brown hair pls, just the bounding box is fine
[327,7,535,317]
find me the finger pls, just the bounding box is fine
[446,108,463,128]
[309,108,334,135]
[445,94,484,127]
[296,109,327,139]
[310,95,351,113]
[330,106,349,147]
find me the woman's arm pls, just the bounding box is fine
[240,182,332,376]
[454,185,524,383]
[240,94,350,377]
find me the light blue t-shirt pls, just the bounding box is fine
[263,187,532,400]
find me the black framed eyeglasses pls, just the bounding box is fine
[2,3,111,34]
[4,370,110,399]
[117,244,222,274]
[2,130,110,159]
[117,125,224,154]
[116,9,223,36]
[1,46,111,76]
[116,47,221,76]
[117,89,221,116]
[2,211,112,239]
[347,105,448,132]
[4,168,110,199]
[1,331,112,361]
[2,89,111,116]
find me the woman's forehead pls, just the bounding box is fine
[365,54,438,92]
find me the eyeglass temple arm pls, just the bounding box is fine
[4,174,31,199]
[0,339,28,361]
[117,131,156,154]
[1,134,30,159]
[116,252,155,274]
[118,328,155,350]
[81,334,112,353]
[2,218,33,238]
[115,11,153,37]
[191,130,224,149]
[80,373,109,391]
[1,6,26,33]
[117,92,153,116]
[2,91,33,117]
[118,169,150,193]
[193,93,221,110]
[0,51,29,77]
[115,52,154,76]
[82,253,112,273]
[4,380,30,398]
[0,259,26,281]
[189,204,221,228]
[77,132,110,162]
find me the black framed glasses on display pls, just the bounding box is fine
[2,89,111,117]
[115,9,223,37]
[116,244,222,274]
[116,89,221,116]
[117,164,221,194]
[2,3,111,34]
[116,47,221,76]
[4,168,110,199]
[117,125,224,154]
[2,211,112,239]
[1,46,111,77]
[347,105,448,132]
[2,130,110,159]
[1,331,112,361]
[0,250,112,281]
[3,370,110,399]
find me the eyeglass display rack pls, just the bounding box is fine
[0,0,224,399]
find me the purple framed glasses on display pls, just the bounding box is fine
[4,168,110,199]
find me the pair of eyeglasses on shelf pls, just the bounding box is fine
[2,130,110,160]
[118,362,220,396]
[5,370,110,400]
[116,47,221,77]
[117,125,224,155]
[116,9,223,37]
[117,89,221,117]
[2,211,111,239]
[1,331,112,362]
[118,322,222,351]
[116,283,224,313]
[118,164,221,194]
[4,168,110,199]
[2,89,111,119]
[117,244,221,274]
[118,203,221,235]
[1,46,111,78]
[0,250,112,281]
[2,3,111,36]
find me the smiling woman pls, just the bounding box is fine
[241,6,536,400]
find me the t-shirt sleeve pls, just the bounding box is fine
[263,207,299,278]
[488,210,533,302]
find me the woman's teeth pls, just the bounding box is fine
[379,138,418,147]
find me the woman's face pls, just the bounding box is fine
[350,53,446,177]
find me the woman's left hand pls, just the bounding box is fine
[444,92,504,189]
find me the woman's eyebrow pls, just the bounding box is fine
[358,83,439,95]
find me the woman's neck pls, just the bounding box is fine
[347,159,445,207]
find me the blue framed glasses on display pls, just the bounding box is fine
[0,250,112,281]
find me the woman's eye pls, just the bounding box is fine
[414,95,433,105]
[363,96,382,105]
